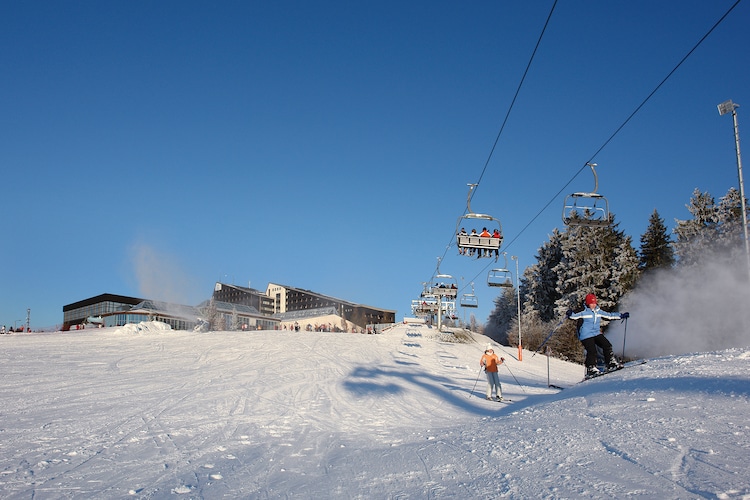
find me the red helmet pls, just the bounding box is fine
[585,293,597,306]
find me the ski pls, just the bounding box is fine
[581,360,647,382]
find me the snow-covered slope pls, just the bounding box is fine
[0,322,747,498]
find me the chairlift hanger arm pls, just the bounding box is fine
[587,162,599,194]
[466,183,478,214]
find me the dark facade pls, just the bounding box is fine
[211,283,275,316]
[266,283,396,328]
[63,293,144,330]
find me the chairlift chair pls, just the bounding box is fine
[487,268,514,288]
[460,282,479,308]
[459,294,478,308]
[430,273,458,298]
[562,162,611,227]
[487,253,514,288]
[456,184,503,259]
[412,298,439,316]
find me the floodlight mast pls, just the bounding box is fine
[717,99,750,280]
[511,255,522,362]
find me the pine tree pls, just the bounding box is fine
[674,187,750,270]
[553,215,639,362]
[673,189,718,266]
[639,209,675,271]
[485,287,516,345]
[523,229,564,322]
[204,297,219,331]
[231,307,240,331]
[613,234,641,298]
[555,222,632,313]
[716,187,749,262]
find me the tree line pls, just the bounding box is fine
[484,187,748,363]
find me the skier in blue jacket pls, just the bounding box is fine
[566,293,629,378]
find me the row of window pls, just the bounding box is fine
[63,301,133,322]
[103,313,195,331]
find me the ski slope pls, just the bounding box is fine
[0,322,748,498]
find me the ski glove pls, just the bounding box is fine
[621,312,630,319]
[565,309,573,318]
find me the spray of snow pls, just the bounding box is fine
[129,243,197,305]
[607,259,750,358]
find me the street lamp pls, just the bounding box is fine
[718,99,750,279]
[511,255,522,361]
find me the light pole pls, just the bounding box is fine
[511,255,522,361]
[718,99,750,279]
[461,276,466,327]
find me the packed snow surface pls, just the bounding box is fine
[1,322,748,499]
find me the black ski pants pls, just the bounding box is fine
[581,334,614,368]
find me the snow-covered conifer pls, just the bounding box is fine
[484,287,516,345]
[639,209,675,271]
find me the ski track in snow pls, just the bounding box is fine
[0,323,748,498]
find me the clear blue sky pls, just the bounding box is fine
[2,1,748,329]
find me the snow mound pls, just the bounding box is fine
[113,320,173,335]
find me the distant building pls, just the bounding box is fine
[104,299,203,331]
[195,298,279,331]
[211,282,275,316]
[62,282,395,332]
[63,293,144,331]
[265,282,396,328]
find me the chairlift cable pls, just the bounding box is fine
[431,1,559,288]
[470,0,559,199]
[501,0,742,251]
[429,1,740,304]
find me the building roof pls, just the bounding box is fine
[129,300,202,320]
[196,299,265,318]
[63,293,144,312]
[268,283,396,313]
[273,306,339,321]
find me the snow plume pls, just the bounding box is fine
[129,242,197,306]
[607,259,750,359]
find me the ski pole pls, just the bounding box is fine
[504,362,526,393]
[533,316,566,357]
[621,316,629,359]
[468,368,483,398]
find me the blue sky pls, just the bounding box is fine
[2,1,749,329]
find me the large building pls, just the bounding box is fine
[63,293,144,330]
[265,283,396,327]
[211,283,275,316]
[62,282,395,331]
[62,293,279,332]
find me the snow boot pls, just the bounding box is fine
[585,365,601,378]
[607,359,623,372]
[495,396,503,402]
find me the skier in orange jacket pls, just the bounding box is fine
[480,345,505,401]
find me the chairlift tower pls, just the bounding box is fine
[430,273,457,331]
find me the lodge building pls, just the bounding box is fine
[62,282,395,332]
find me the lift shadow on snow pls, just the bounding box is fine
[341,365,525,417]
